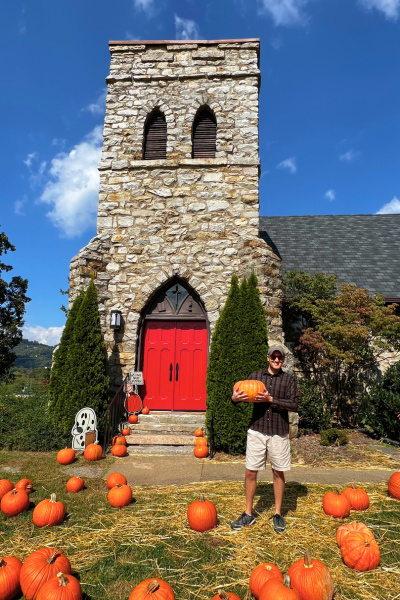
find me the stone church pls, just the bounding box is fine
[69,38,400,410]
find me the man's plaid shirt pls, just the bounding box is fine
[247,368,299,436]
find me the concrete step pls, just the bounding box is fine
[124,412,205,425]
[127,445,195,456]
[124,422,200,435]
[125,434,197,446]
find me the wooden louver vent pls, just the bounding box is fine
[192,110,217,158]
[143,112,167,160]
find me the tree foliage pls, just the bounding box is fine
[206,273,269,454]
[48,281,110,439]
[361,359,400,440]
[0,228,30,379]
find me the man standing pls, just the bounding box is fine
[231,344,299,533]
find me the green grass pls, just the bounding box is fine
[1,450,400,600]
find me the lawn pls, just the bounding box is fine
[1,450,399,600]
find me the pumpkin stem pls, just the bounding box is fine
[11,488,18,495]
[352,483,357,490]
[303,552,313,568]
[283,575,292,588]
[47,551,59,564]
[50,493,57,503]
[218,590,229,600]
[57,573,70,587]
[264,565,272,572]
[199,495,205,502]
[0,559,7,568]
[146,580,160,594]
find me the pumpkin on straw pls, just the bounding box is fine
[1,488,30,517]
[106,472,127,489]
[250,562,284,599]
[343,484,370,510]
[128,578,174,600]
[187,495,217,532]
[0,556,22,600]
[32,494,65,527]
[340,531,380,571]
[287,552,334,600]
[36,572,82,600]
[20,548,71,600]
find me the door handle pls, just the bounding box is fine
[169,363,172,382]
[175,363,179,381]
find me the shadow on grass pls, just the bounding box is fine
[253,481,308,517]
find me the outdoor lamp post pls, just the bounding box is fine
[110,310,122,330]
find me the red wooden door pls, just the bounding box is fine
[142,321,207,411]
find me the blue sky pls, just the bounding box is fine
[1,0,400,345]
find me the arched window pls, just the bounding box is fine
[192,108,217,158]
[143,110,167,160]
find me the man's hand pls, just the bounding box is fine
[232,388,249,402]
[253,391,273,403]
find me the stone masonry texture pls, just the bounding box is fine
[69,40,283,388]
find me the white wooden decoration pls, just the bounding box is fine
[71,407,98,450]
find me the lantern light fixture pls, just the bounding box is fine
[110,309,122,330]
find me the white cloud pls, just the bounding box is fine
[15,196,28,216]
[38,126,102,238]
[23,325,65,346]
[277,156,297,173]
[24,152,37,168]
[376,196,400,214]
[19,6,26,34]
[358,0,400,20]
[325,189,336,201]
[83,89,107,117]
[174,14,201,39]
[339,149,360,163]
[257,0,311,26]
[133,0,155,15]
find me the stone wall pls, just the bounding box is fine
[69,40,283,387]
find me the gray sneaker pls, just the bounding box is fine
[272,514,286,534]
[231,512,256,530]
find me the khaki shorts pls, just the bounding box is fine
[245,429,291,472]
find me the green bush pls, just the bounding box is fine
[320,428,349,446]
[297,379,331,433]
[361,360,400,440]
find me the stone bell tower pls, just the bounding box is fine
[69,39,282,393]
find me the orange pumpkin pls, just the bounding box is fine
[128,578,175,600]
[128,414,139,424]
[322,490,351,518]
[194,429,203,437]
[187,495,217,532]
[66,477,84,493]
[194,445,209,458]
[0,556,22,600]
[1,488,30,517]
[122,428,130,436]
[56,448,75,465]
[15,478,33,495]
[340,531,380,571]
[336,522,374,548]
[233,380,266,402]
[111,444,128,457]
[0,480,14,501]
[287,553,334,600]
[388,471,400,499]
[259,576,300,600]
[250,562,284,599]
[111,435,127,446]
[106,472,127,489]
[142,407,150,415]
[20,548,71,600]
[195,437,208,446]
[84,441,103,461]
[108,483,132,508]
[32,494,65,527]
[343,484,369,511]
[36,572,82,600]
[211,590,242,600]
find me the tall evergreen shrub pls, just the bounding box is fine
[206,273,269,454]
[362,360,400,440]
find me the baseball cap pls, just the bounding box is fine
[267,344,286,358]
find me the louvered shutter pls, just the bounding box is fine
[143,112,167,160]
[192,110,217,158]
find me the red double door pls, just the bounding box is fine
[142,321,208,411]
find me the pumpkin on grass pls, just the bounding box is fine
[106,472,127,489]
[84,441,102,461]
[0,556,22,600]
[287,553,334,600]
[388,471,400,499]
[128,414,139,424]
[128,578,174,600]
[194,445,209,458]
[0,480,14,501]
[211,590,242,600]
[56,448,75,465]
[15,478,34,494]
[340,531,380,571]
[322,490,351,518]
[111,444,128,457]
[20,548,71,600]
[107,483,132,507]
[32,494,65,527]
[36,572,82,600]
[233,380,266,402]
[1,488,30,516]
[66,477,84,493]
[336,522,374,548]
[259,576,300,600]
[343,484,369,511]
[187,495,217,532]
[250,562,284,598]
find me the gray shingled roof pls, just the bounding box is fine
[259,214,400,300]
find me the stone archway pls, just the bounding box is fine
[138,278,209,411]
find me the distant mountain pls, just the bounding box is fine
[13,339,55,369]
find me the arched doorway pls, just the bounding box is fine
[138,279,208,411]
